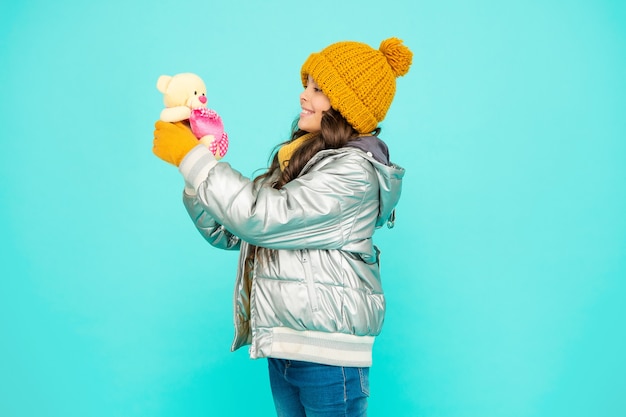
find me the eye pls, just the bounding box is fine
[194,91,198,95]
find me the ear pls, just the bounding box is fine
[156,75,172,93]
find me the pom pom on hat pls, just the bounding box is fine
[379,37,412,77]
[301,37,413,133]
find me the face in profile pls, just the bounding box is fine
[298,75,331,133]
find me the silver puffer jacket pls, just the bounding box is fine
[181,136,405,367]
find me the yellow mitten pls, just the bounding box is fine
[153,121,201,166]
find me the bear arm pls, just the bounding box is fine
[160,106,192,122]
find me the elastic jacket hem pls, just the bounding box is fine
[249,327,374,367]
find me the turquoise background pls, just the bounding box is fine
[1,0,624,416]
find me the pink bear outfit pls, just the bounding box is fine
[189,108,229,159]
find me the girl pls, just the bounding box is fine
[153,37,412,417]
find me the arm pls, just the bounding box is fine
[180,145,379,250]
[183,193,241,251]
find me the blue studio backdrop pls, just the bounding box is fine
[1,1,625,416]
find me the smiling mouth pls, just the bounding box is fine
[300,108,313,116]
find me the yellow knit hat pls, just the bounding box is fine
[301,37,413,134]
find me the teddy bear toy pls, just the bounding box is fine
[157,72,228,159]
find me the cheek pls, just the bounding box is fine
[321,97,331,111]
[314,96,331,113]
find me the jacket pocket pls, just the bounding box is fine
[300,249,319,312]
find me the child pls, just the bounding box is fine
[153,37,412,417]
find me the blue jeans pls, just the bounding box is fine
[268,358,369,417]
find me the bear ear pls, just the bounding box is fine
[156,75,172,93]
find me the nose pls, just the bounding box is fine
[199,95,207,104]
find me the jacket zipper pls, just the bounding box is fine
[301,249,319,311]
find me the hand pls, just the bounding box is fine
[153,121,199,166]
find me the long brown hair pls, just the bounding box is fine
[254,108,375,189]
